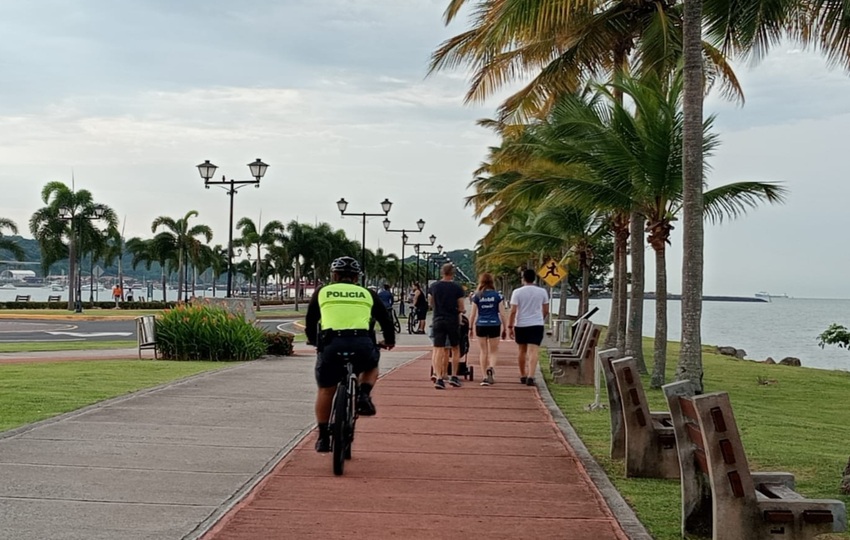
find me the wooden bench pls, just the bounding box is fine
[549,318,591,356]
[14,294,30,302]
[47,295,61,303]
[136,315,158,359]
[550,325,599,385]
[663,381,847,539]
[608,357,679,478]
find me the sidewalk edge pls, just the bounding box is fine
[535,369,653,540]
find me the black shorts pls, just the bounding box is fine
[432,317,460,347]
[514,325,544,345]
[315,336,379,388]
[476,325,501,338]
[415,306,427,319]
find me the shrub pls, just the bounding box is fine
[155,303,266,361]
[263,332,295,356]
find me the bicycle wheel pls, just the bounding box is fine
[345,377,357,460]
[408,311,418,334]
[331,382,348,476]
[392,310,401,334]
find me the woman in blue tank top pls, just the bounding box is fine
[469,272,506,386]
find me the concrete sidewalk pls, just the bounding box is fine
[202,339,647,540]
[0,342,431,540]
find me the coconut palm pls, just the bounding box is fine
[0,218,25,261]
[524,74,787,387]
[235,217,285,311]
[151,210,212,302]
[126,234,178,302]
[29,181,117,310]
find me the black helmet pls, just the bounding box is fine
[331,256,361,275]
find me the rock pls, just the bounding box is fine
[763,357,776,364]
[841,457,850,495]
[717,346,737,357]
[735,349,747,359]
[778,357,802,367]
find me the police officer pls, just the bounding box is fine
[305,256,396,453]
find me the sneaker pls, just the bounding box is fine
[357,394,376,416]
[486,367,495,384]
[480,378,491,386]
[520,376,528,384]
[434,378,446,390]
[449,376,463,387]
[526,377,535,386]
[315,434,330,453]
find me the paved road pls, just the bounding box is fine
[0,318,300,344]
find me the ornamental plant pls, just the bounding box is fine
[263,331,295,356]
[155,302,266,361]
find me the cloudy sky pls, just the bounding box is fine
[1,1,848,298]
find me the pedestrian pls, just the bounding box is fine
[508,269,550,386]
[428,264,466,389]
[126,288,134,302]
[377,283,394,312]
[112,284,123,307]
[412,282,428,334]
[469,272,506,386]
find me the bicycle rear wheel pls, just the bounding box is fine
[392,310,401,334]
[331,382,348,476]
[408,311,418,334]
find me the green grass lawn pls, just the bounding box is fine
[541,337,850,539]
[0,360,230,432]
[0,340,136,353]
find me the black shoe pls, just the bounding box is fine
[526,377,536,386]
[357,394,377,416]
[315,434,330,453]
[434,378,446,390]
[520,376,528,384]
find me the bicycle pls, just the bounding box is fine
[329,343,388,476]
[408,306,419,334]
[388,304,401,334]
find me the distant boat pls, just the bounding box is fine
[0,283,15,289]
[50,284,65,291]
[755,292,771,302]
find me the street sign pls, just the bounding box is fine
[538,258,567,287]
[92,265,104,278]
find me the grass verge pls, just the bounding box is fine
[541,336,850,540]
[0,340,136,353]
[0,360,230,432]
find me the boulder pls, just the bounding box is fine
[735,349,747,359]
[841,457,850,495]
[762,357,776,365]
[778,357,802,367]
[717,346,738,357]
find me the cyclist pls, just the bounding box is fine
[377,283,394,312]
[305,256,396,453]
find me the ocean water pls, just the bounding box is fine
[0,286,228,303]
[551,297,850,372]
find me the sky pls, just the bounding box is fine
[0,1,848,298]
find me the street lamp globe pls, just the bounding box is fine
[437,244,443,253]
[58,207,73,220]
[91,206,106,220]
[197,160,217,181]
[416,218,425,231]
[382,218,391,231]
[380,198,393,214]
[429,234,436,244]
[248,159,269,181]
[336,198,349,213]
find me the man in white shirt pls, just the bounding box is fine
[508,269,550,386]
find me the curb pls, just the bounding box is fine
[534,366,653,540]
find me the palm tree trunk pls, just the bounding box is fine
[626,213,647,372]
[67,234,76,311]
[255,246,262,312]
[650,245,668,388]
[580,252,590,316]
[558,278,568,319]
[676,0,706,393]
[161,267,167,303]
[603,245,620,350]
[177,250,184,303]
[616,232,628,353]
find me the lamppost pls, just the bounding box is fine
[293,254,305,311]
[197,159,269,298]
[58,206,105,313]
[383,217,425,315]
[424,244,444,282]
[336,198,392,286]
[406,235,437,287]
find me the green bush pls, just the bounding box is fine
[263,332,295,356]
[155,303,266,361]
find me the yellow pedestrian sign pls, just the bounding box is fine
[538,258,567,287]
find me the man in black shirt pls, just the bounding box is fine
[428,263,466,389]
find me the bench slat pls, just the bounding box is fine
[758,483,804,500]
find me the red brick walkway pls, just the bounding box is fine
[203,340,628,539]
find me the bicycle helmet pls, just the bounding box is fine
[330,256,361,275]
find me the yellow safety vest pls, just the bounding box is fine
[317,283,374,331]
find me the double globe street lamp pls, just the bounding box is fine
[197,159,269,298]
[336,198,392,286]
[383,217,425,315]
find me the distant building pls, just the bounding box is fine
[0,269,36,282]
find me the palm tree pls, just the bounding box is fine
[235,217,285,311]
[0,218,25,261]
[151,210,212,302]
[29,181,117,310]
